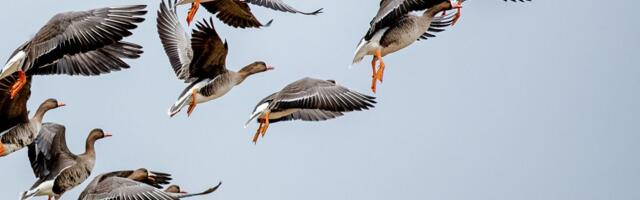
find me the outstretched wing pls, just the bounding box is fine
[272,78,377,112]
[80,176,177,200]
[268,109,345,123]
[244,0,323,15]
[189,18,229,79]
[366,0,442,40]
[157,0,194,82]
[28,123,76,179]
[417,10,456,40]
[202,0,272,28]
[23,5,147,72]
[31,41,143,76]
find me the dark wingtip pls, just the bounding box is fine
[262,19,274,28]
[308,8,323,15]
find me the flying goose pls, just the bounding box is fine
[178,0,322,27]
[352,0,531,93]
[158,0,274,117]
[245,77,376,143]
[0,98,64,157]
[79,168,221,200]
[0,5,146,99]
[22,123,111,200]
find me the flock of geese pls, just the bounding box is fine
[0,0,531,199]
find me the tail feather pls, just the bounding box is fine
[168,92,192,117]
[352,38,369,64]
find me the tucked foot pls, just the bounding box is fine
[9,71,26,99]
[450,0,463,26]
[186,0,201,25]
[186,89,197,117]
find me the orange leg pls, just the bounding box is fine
[186,0,201,25]
[186,89,197,117]
[253,122,263,144]
[261,112,270,137]
[375,49,386,83]
[9,71,26,99]
[370,55,379,93]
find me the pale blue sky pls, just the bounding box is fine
[1,0,640,199]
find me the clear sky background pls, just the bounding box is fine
[1,0,639,199]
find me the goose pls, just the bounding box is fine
[79,168,221,200]
[158,0,274,117]
[0,98,64,157]
[352,0,531,93]
[22,123,111,200]
[0,5,146,99]
[178,0,322,27]
[245,77,376,143]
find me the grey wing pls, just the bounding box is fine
[371,0,439,25]
[418,10,456,40]
[27,123,75,179]
[80,177,177,200]
[170,182,222,199]
[157,0,194,82]
[24,5,147,72]
[80,170,172,199]
[273,109,344,123]
[198,75,229,97]
[366,0,440,39]
[244,0,323,15]
[31,41,143,76]
[272,77,376,112]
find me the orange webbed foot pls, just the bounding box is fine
[186,0,201,25]
[450,1,463,26]
[9,71,26,99]
[260,112,270,138]
[376,59,386,83]
[186,89,197,117]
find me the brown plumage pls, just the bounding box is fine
[157,0,273,117]
[0,98,65,157]
[23,123,111,200]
